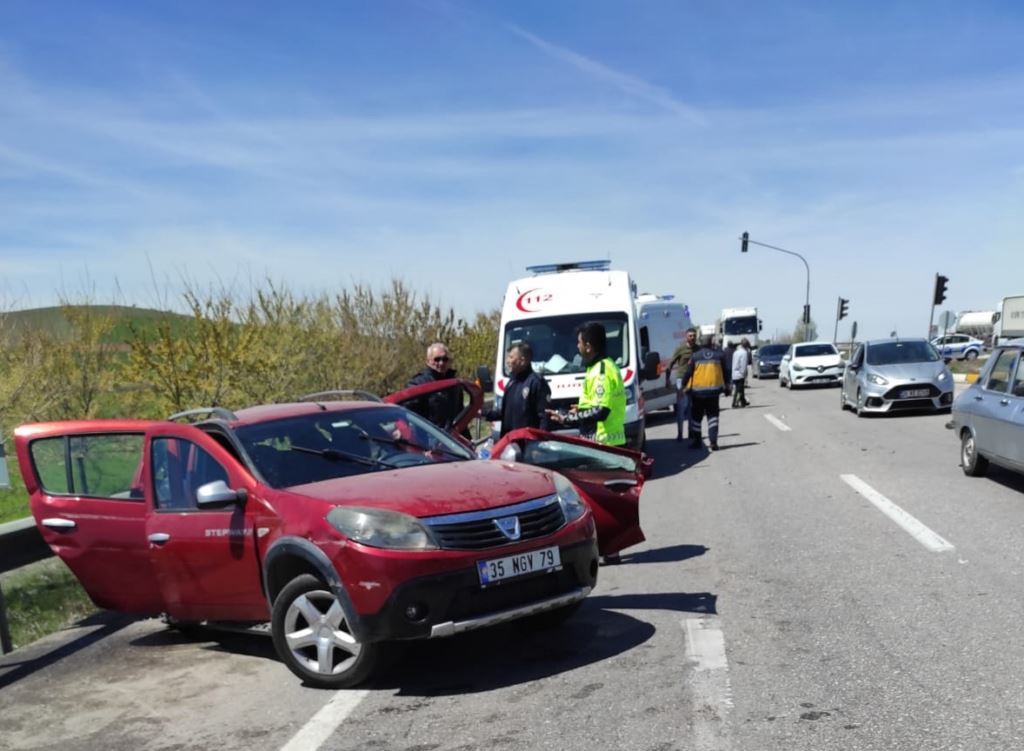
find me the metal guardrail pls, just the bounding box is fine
[0,517,52,653]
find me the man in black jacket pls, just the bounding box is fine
[482,341,551,436]
[406,342,465,431]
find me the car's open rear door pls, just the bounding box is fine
[14,420,165,613]
[491,429,651,555]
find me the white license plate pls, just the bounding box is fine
[477,545,561,586]
[902,388,930,398]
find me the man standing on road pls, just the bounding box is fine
[669,327,699,442]
[406,342,465,433]
[481,340,551,437]
[681,335,732,450]
[548,322,627,447]
[731,338,751,408]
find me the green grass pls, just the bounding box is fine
[2,305,193,344]
[949,359,984,375]
[0,557,96,649]
[0,453,30,524]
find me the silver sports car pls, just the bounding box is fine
[840,338,953,416]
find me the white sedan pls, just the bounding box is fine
[779,341,844,388]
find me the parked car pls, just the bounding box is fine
[931,333,985,361]
[949,339,1024,477]
[778,341,844,388]
[14,380,647,689]
[752,343,789,379]
[840,338,954,416]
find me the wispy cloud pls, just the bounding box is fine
[507,24,706,126]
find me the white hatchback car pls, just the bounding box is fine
[779,341,844,388]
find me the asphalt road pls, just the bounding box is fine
[3,379,1024,751]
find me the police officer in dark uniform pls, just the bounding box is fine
[483,340,551,436]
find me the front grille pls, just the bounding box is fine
[425,495,566,550]
[888,398,938,411]
[883,384,940,400]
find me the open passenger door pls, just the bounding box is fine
[491,429,651,556]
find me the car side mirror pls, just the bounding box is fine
[476,365,494,393]
[782,355,790,361]
[196,480,246,507]
[641,351,660,381]
[943,357,953,365]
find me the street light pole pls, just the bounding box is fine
[740,232,812,330]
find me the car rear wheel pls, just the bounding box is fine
[271,574,379,689]
[965,350,978,361]
[960,431,989,477]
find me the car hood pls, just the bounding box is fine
[793,355,842,368]
[866,362,949,384]
[285,459,557,517]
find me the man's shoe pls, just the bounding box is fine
[710,442,719,451]
[601,553,622,565]
[676,432,683,442]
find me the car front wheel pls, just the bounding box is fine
[271,574,379,689]
[960,430,989,477]
[855,389,866,417]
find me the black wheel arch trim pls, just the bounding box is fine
[263,536,368,642]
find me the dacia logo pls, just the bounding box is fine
[495,516,521,541]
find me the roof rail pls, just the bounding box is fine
[296,390,383,404]
[525,260,611,275]
[167,407,238,423]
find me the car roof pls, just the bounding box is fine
[793,341,837,347]
[227,401,387,427]
[864,337,929,346]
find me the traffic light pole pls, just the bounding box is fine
[741,233,811,326]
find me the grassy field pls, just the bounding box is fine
[0,453,29,524]
[2,305,192,343]
[0,557,96,649]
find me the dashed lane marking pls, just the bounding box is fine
[682,615,734,750]
[840,474,955,553]
[763,414,792,432]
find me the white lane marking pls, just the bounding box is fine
[763,414,792,432]
[682,616,734,750]
[840,474,955,553]
[279,689,369,751]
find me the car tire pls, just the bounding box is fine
[840,387,848,411]
[965,350,979,361]
[271,573,379,689]
[855,389,866,418]
[960,430,989,477]
[778,375,785,388]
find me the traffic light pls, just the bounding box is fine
[838,297,849,320]
[802,303,811,325]
[933,274,948,305]
[741,231,749,253]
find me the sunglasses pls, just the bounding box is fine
[432,356,450,363]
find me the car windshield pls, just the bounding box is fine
[502,311,630,376]
[794,344,838,358]
[866,341,940,365]
[758,344,789,357]
[235,406,474,488]
[518,439,636,473]
[724,316,758,335]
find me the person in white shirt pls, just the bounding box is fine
[731,338,751,407]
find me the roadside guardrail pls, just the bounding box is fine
[0,517,51,653]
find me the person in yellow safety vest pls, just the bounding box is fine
[547,321,627,446]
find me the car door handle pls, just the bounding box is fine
[1001,399,1011,406]
[148,533,171,545]
[41,518,76,531]
[974,396,984,401]
[603,479,639,488]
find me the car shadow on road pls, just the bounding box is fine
[618,543,708,564]
[981,465,1024,494]
[368,590,718,696]
[0,611,137,691]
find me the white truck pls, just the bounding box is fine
[718,307,762,349]
[490,261,685,449]
[993,295,1024,346]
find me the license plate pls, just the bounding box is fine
[902,388,930,398]
[477,545,561,586]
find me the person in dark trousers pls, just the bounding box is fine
[681,335,732,450]
[731,338,751,407]
[482,340,551,436]
[668,327,699,441]
[406,342,466,434]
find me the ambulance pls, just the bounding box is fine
[492,260,674,450]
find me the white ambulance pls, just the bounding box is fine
[634,293,695,411]
[491,261,671,449]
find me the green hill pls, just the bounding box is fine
[1,305,193,343]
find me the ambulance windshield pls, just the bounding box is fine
[502,312,630,376]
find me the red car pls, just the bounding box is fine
[15,381,648,688]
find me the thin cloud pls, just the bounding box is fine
[508,24,706,125]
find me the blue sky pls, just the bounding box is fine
[1,0,1022,340]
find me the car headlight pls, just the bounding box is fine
[867,373,888,385]
[326,507,438,550]
[758,360,765,366]
[553,473,587,522]
[792,363,805,371]
[937,371,948,381]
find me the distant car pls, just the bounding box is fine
[752,343,789,378]
[840,338,954,416]
[949,338,1024,477]
[931,334,985,361]
[778,341,844,388]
